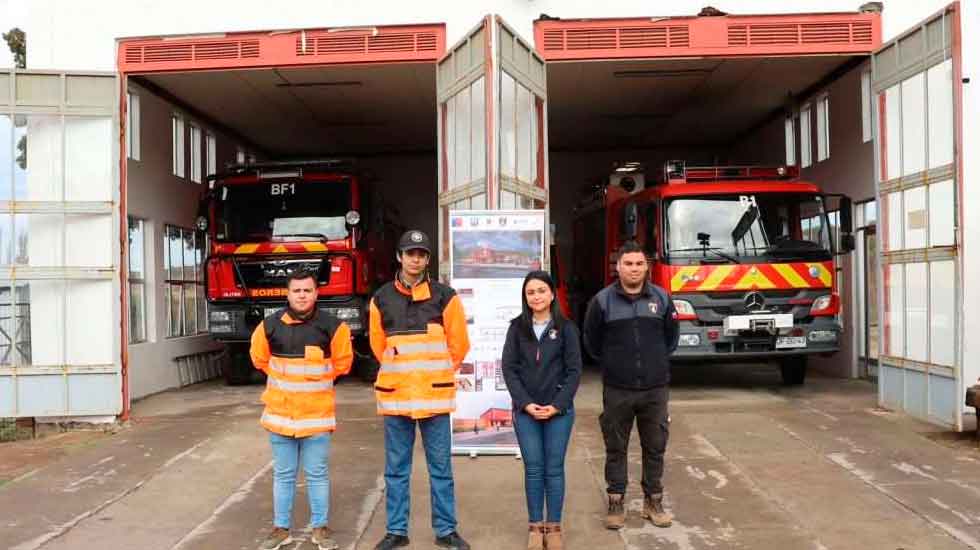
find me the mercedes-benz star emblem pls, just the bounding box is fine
[744,292,766,312]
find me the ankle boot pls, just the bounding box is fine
[605,493,626,530]
[642,493,673,528]
[544,522,563,550]
[527,522,545,550]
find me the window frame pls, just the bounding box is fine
[800,104,813,168]
[127,216,147,344]
[126,91,140,161]
[784,116,796,166]
[206,133,217,178]
[189,124,202,184]
[816,94,830,162]
[172,114,185,178]
[861,70,872,143]
[163,224,207,338]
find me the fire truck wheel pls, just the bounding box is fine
[354,354,380,383]
[779,356,808,386]
[223,348,254,386]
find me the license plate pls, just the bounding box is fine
[776,336,807,349]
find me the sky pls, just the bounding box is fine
[0,0,27,68]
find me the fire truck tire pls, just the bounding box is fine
[223,348,254,386]
[354,354,380,383]
[779,357,808,386]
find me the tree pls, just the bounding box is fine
[3,28,25,69]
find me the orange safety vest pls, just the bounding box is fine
[369,275,470,420]
[250,308,352,437]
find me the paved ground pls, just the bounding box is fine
[2,363,980,550]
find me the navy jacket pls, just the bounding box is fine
[583,281,679,390]
[501,318,583,414]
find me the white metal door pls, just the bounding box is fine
[0,71,121,418]
[872,5,962,429]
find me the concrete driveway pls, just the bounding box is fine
[2,363,979,550]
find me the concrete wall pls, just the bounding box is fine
[125,81,233,399]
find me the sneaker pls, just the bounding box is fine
[311,526,339,550]
[435,531,471,550]
[374,533,410,550]
[258,527,293,550]
[605,493,626,530]
[642,493,673,528]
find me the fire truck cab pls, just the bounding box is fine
[572,161,854,385]
[199,159,399,384]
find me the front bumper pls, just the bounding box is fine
[671,316,841,361]
[206,296,366,342]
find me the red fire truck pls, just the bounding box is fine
[199,160,399,384]
[571,161,854,385]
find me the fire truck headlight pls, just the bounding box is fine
[673,299,697,320]
[345,210,361,226]
[196,215,209,231]
[678,334,701,347]
[210,311,231,322]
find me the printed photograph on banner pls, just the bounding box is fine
[452,230,542,279]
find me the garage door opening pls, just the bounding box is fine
[537,9,882,383]
[119,25,444,399]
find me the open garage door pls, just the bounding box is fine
[0,71,121,418]
[873,4,964,429]
[436,16,548,277]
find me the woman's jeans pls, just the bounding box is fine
[269,431,331,529]
[513,408,575,523]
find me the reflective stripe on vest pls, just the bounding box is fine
[392,341,450,355]
[269,357,333,378]
[380,359,453,373]
[261,412,337,431]
[377,399,456,412]
[267,377,334,393]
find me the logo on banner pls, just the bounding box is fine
[452,217,463,227]
[499,217,508,226]
[469,217,480,226]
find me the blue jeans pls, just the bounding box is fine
[513,408,575,523]
[269,431,331,529]
[383,413,456,537]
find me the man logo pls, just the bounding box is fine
[744,292,766,312]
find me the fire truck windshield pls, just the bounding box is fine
[665,193,833,264]
[214,180,352,242]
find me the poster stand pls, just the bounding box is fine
[447,210,546,457]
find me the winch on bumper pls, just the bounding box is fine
[206,296,366,342]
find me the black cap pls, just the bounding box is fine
[398,230,432,254]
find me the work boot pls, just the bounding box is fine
[642,493,673,528]
[605,494,626,530]
[435,531,471,550]
[373,533,410,550]
[311,526,339,550]
[526,522,545,550]
[544,522,563,550]
[258,527,293,550]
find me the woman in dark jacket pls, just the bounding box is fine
[502,271,583,550]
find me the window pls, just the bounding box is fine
[206,133,217,178]
[800,104,812,168]
[784,117,796,166]
[189,125,202,184]
[816,95,830,162]
[236,146,246,164]
[128,217,147,343]
[163,225,206,337]
[126,92,140,160]
[172,115,185,177]
[861,71,872,143]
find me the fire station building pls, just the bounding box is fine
[1,0,977,430]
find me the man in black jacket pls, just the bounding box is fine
[583,240,679,530]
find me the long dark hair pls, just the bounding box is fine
[514,270,565,341]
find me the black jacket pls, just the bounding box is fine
[583,281,679,390]
[501,318,583,414]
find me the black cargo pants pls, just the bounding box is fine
[599,384,669,497]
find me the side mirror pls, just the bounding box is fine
[839,196,854,234]
[622,202,639,241]
[840,234,856,253]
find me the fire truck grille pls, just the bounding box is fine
[236,258,327,288]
